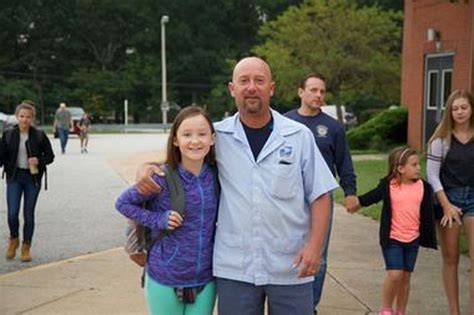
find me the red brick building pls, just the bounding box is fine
[401,0,473,150]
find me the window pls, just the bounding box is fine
[441,70,452,108]
[427,70,438,109]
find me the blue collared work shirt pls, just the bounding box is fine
[212,109,339,286]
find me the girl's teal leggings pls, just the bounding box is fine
[145,273,216,315]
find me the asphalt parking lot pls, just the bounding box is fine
[0,133,168,274]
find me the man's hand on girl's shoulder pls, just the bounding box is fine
[136,162,164,195]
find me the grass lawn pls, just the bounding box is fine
[333,158,468,255]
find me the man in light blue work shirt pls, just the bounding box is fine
[213,57,338,315]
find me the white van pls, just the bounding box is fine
[322,105,357,128]
[0,112,18,133]
[322,105,346,123]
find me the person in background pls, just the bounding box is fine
[0,102,54,262]
[285,73,358,314]
[427,89,474,315]
[78,112,91,154]
[53,102,72,154]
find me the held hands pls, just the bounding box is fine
[440,203,462,228]
[345,195,361,214]
[136,163,164,195]
[292,242,321,278]
[167,211,184,231]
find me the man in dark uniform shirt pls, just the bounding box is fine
[285,73,359,314]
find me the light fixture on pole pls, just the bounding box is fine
[161,15,169,125]
[427,27,442,52]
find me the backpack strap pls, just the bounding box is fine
[4,128,14,146]
[44,167,48,190]
[1,129,14,180]
[36,130,49,190]
[146,166,184,246]
[164,166,185,215]
[210,166,220,199]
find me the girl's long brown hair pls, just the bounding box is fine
[165,106,216,169]
[429,89,474,145]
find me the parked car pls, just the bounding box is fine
[0,112,18,134]
[54,106,85,137]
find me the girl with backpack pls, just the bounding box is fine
[115,106,218,315]
[350,147,437,315]
[427,89,474,315]
[0,102,54,262]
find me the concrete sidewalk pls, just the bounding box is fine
[0,203,470,314]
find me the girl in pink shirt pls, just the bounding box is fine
[352,147,437,315]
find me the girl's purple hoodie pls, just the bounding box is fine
[115,163,218,287]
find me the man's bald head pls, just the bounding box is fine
[232,57,273,82]
[228,56,275,127]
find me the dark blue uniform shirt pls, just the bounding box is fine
[285,109,356,196]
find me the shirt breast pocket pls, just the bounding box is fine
[271,164,298,199]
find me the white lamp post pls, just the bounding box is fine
[161,15,169,125]
[124,99,128,127]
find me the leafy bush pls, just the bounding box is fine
[357,108,384,124]
[347,107,407,150]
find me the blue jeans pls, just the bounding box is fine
[445,186,474,217]
[58,127,69,153]
[313,197,334,308]
[382,239,419,272]
[216,278,313,315]
[7,169,41,242]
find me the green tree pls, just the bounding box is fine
[254,0,402,114]
[0,76,36,113]
[0,0,306,122]
[355,0,403,11]
[0,0,75,123]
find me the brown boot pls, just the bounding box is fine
[21,242,32,262]
[6,238,19,260]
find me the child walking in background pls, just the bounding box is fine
[350,147,437,315]
[115,106,218,315]
[78,112,91,153]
